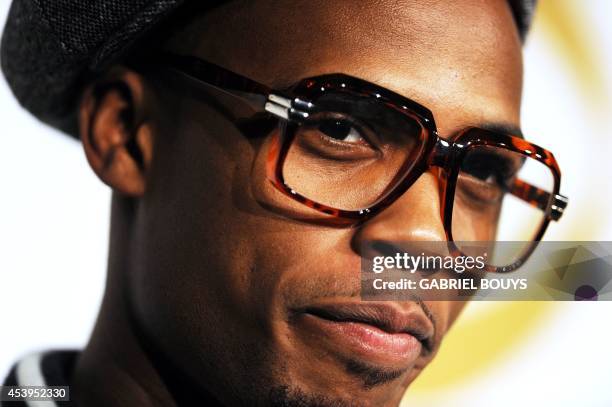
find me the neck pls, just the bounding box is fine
[71,196,223,407]
[72,296,173,406]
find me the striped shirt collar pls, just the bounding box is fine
[2,351,78,407]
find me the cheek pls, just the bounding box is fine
[128,109,266,338]
[247,130,363,311]
[122,112,295,385]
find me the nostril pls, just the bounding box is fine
[354,240,402,263]
[369,240,405,258]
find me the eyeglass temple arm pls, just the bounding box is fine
[157,53,311,120]
[509,178,568,221]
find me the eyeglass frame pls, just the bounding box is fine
[143,53,569,272]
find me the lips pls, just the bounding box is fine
[292,302,434,368]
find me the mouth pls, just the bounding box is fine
[292,302,435,368]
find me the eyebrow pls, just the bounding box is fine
[477,122,524,139]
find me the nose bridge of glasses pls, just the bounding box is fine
[427,134,453,169]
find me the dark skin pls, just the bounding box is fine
[73,0,523,405]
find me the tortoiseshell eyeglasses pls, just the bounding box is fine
[149,53,568,272]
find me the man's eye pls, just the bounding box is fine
[292,113,381,162]
[317,119,367,145]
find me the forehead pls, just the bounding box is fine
[165,0,523,131]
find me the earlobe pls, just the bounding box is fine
[79,68,154,196]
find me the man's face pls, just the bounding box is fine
[123,0,522,405]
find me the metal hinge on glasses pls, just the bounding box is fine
[264,94,312,122]
[550,193,568,221]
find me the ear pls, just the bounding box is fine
[79,68,155,196]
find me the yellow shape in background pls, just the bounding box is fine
[408,301,554,393]
[536,0,606,105]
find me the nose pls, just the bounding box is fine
[352,170,447,256]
